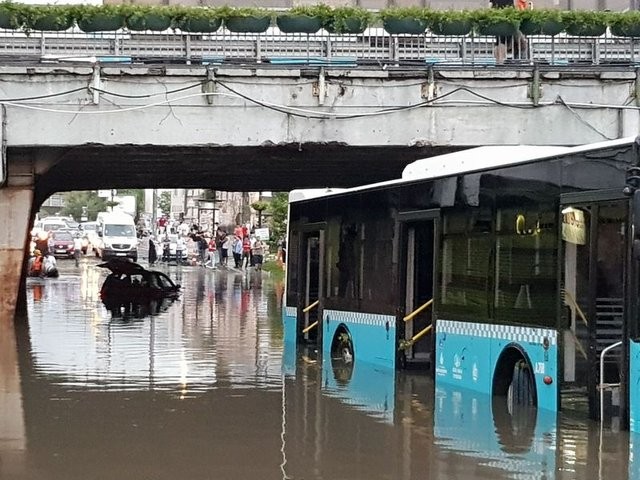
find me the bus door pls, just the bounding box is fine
[398,211,439,369]
[298,231,324,346]
[560,192,628,421]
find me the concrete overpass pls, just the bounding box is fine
[1,60,640,319]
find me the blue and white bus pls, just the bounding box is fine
[283,136,640,429]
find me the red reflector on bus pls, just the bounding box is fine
[543,376,553,385]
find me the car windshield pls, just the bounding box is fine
[54,232,73,241]
[82,224,97,231]
[104,225,135,237]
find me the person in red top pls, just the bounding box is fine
[205,237,217,269]
[242,236,251,269]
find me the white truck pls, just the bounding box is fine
[95,212,138,262]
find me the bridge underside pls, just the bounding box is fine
[23,144,460,202]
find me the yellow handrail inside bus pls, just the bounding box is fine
[400,324,433,350]
[302,320,319,334]
[403,299,433,323]
[563,290,589,327]
[303,300,320,313]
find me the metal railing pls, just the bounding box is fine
[301,300,319,334]
[400,298,433,350]
[2,27,640,67]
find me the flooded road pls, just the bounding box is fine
[1,257,639,479]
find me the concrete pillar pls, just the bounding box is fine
[0,315,26,476]
[0,187,33,322]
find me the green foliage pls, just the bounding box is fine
[267,192,288,242]
[324,6,373,33]
[224,7,271,19]
[286,4,332,18]
[158,191,172,216]
[22,4,74,32]
[473,7,519,28]
[61,191,111,222]
[251,201,269,212]
[0,3,636,37]
[378,7,430,22]
[561,9,610,35]
[430,10,472,27]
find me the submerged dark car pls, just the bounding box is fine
[98,258,180,300]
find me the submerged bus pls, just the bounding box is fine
[283,137,640,429]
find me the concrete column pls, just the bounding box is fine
[0,187,33,322]
[619,108,640,138]
[0,315,26,476]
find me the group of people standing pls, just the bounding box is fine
[147,223,267,271]
[216,225,266,270]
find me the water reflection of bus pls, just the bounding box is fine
[434,384,556,479]
[283,137,640,429]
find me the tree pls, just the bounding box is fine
[251,200,269,228]
[267,192,288,242]
[60,191,114,221]
[158,191,172,215]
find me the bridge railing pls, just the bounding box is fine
[1,27,639,66]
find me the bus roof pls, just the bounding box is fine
[289,137,638,203]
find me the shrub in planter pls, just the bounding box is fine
[517,8,564,36]
[173,5,225,33]
[323,6,373,34]
[276,5,328,34]
[74,4,126,33]
[379,7,429,35]
[224,7,272,33]
[561,10,609,37]
[473,7,519,37]
[125,5,172,32]
[0,1,23,30]
[610,11,640,38]
[23,4,74,32]
[430,10,472,36]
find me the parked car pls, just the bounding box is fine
[50,230,75,258]
[98,258,180,301]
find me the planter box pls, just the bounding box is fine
[519,19,564,36]
[325,17,368,34]
[565,23,606,37]
[610,22,640,37]
[31,16,73,31]
[431,20,472,36]
[126,14,171,32]
[276,15,322,34]
[0,10,18,30]
[383,18,427,35]
[178,17,221,33]
[78,15,124,32]
[225,15,271,33]
[476,21,519,37]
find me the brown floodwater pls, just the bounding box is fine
[1,257,639,480]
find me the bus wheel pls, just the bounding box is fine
[331,325,353,364]
[508,360,535,410]
[493,347,537,412]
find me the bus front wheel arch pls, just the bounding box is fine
[492,345,537,409]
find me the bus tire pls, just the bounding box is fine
[493,345,537,410]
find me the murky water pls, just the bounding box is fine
[1,257,639,479]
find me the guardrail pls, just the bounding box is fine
[1,27,640,66]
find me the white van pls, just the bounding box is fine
[95,212,138,261]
